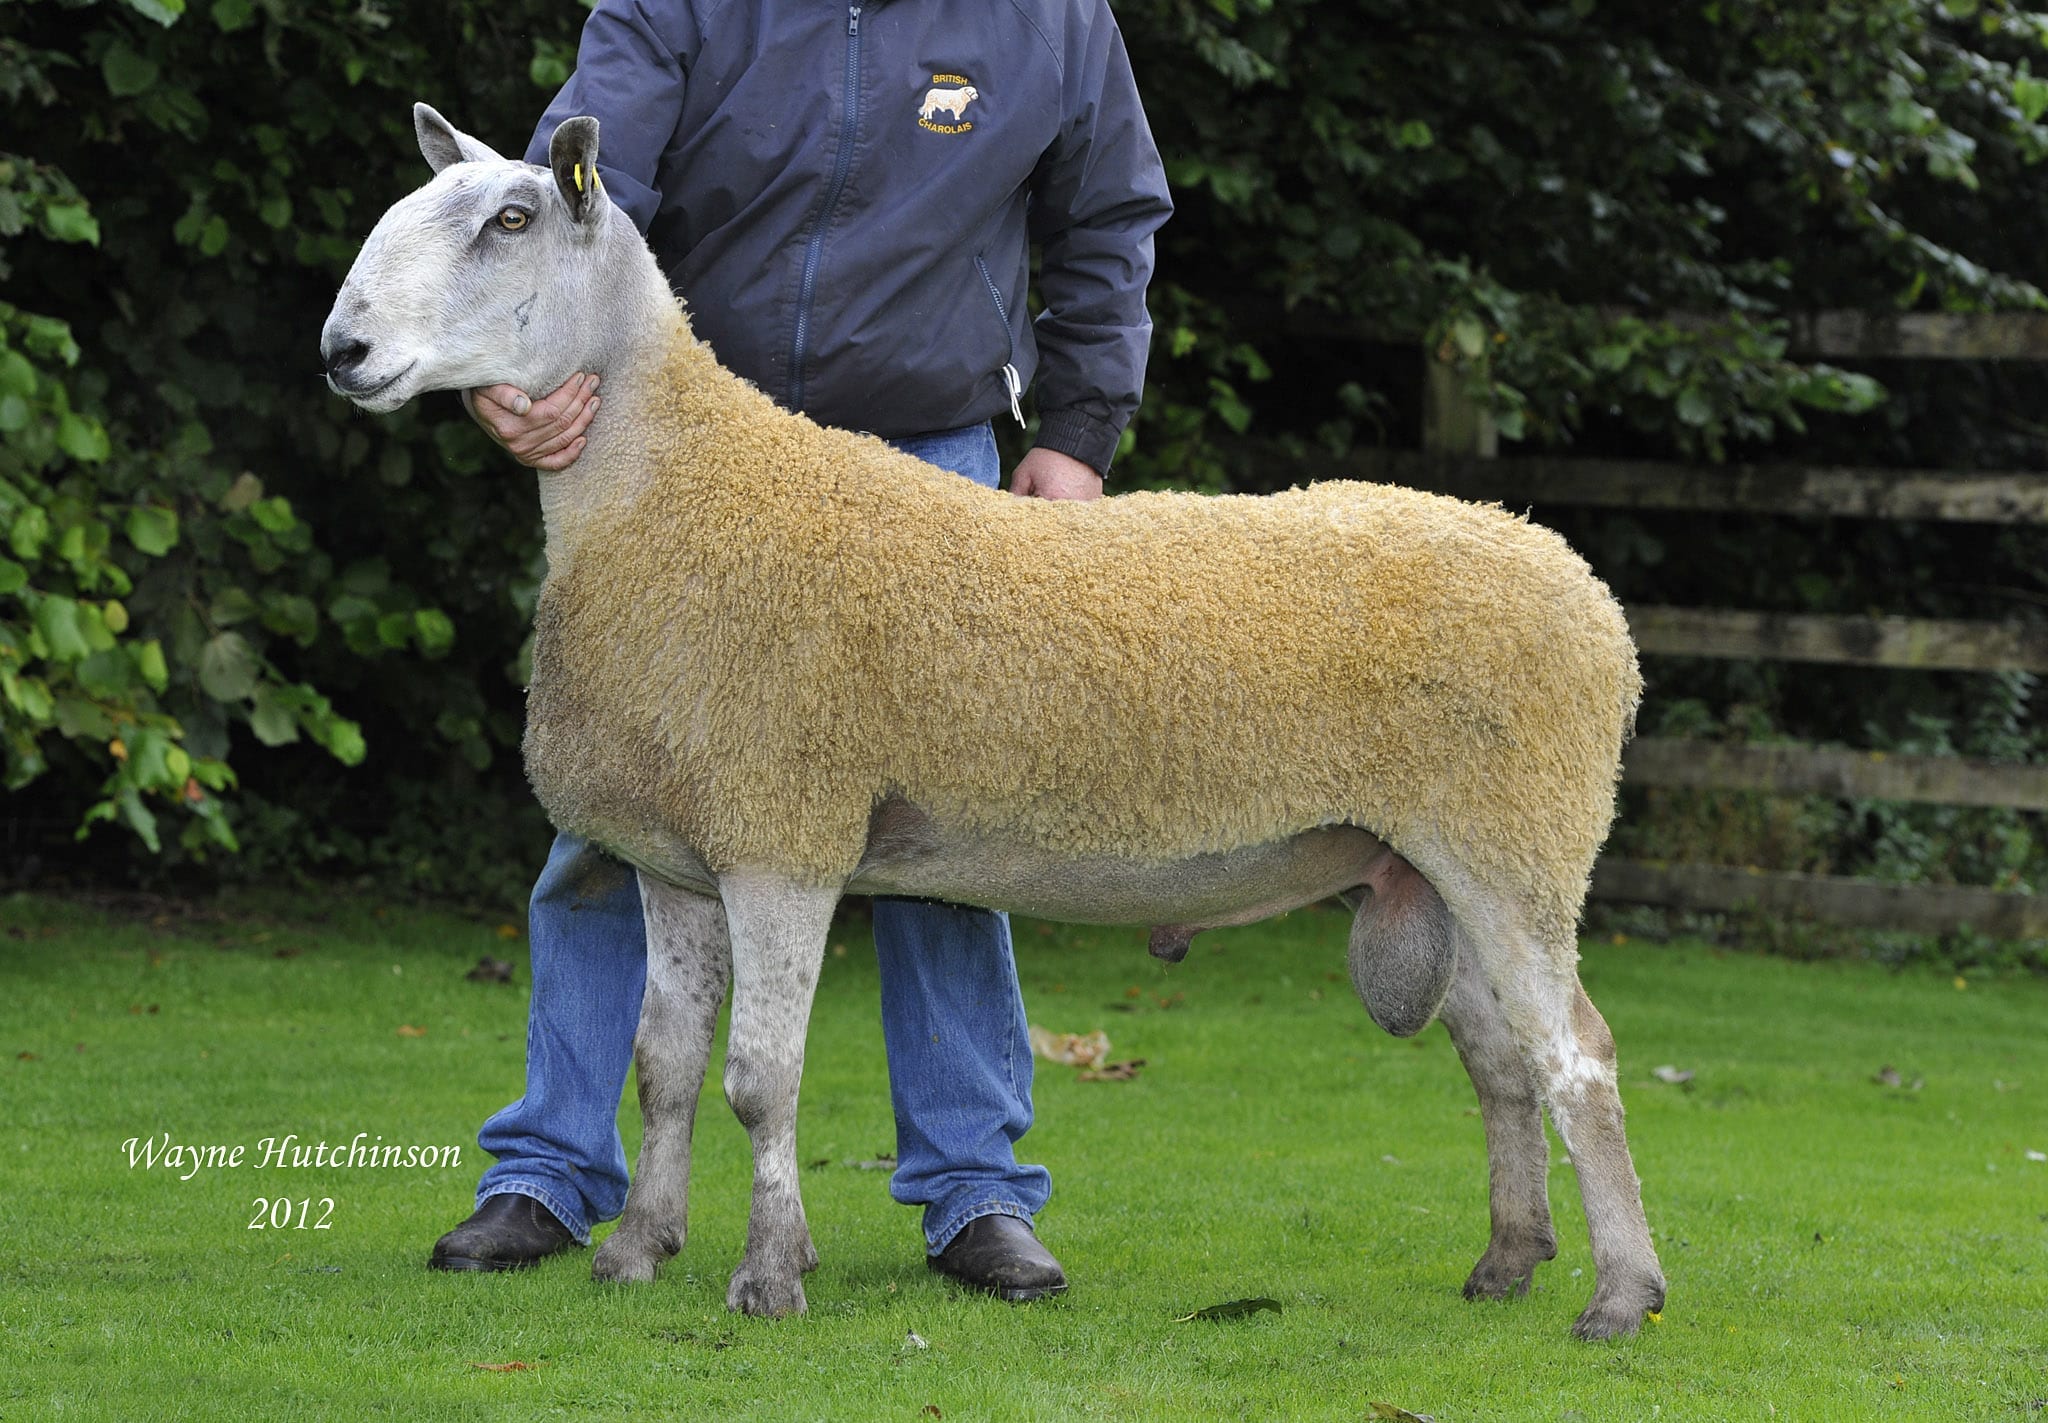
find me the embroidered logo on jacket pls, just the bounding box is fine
[917,75,979,134]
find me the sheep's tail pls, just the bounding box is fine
[1345,851,1460,1037]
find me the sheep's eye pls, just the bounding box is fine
[495,207,530,232]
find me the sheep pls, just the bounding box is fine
[321,104,1667,1341]
[919,85,979,123]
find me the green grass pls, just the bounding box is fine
[3,891,2044,1421]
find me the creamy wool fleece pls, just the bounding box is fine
[525,313,1642,942]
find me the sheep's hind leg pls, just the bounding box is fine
[592,877,730,1284]
[1547,978,1665,1339]
[1436,937,1556,1301]
[717,866,839,1317]
[1454,901,1665,1339]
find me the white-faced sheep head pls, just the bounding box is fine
[320,104,612,413]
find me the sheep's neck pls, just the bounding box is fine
[534,302,709,576]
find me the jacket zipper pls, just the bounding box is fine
[787,3,863,413]
[974,254,1026,427]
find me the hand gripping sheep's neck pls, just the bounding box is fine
[325,105,1667,1341]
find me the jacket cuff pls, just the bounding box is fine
[1033,408,1123,479]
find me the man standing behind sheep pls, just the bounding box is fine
[428,0,1171,1301]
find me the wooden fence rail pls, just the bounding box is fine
[1777,310,2048,361]
[1623,737,2048,811]
[1351,450,2048,524]
[1623,607,2048,674]
[1590,859,2048,937]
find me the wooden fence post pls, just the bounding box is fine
[1422,351,1498,458]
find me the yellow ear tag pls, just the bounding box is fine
[573,162,585,193]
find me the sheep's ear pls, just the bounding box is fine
[413,103,503,173]
[548,117,604,226]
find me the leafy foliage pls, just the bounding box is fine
[6,0,2048,903]
[1116,0,2048,482]
[3,0,573,889]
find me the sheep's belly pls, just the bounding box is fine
[847,802,1386,928]
[588,802,1386,929]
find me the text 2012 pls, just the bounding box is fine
[248,1197,335,1229]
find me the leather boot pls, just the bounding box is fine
[928,1214,1068,1301]
[428,1193,579,1272]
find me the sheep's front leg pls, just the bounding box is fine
[592,876,730,1284]
[1436,940,1556,1301]
[717,866,840,1317]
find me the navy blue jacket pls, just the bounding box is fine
[526,0,1171,474]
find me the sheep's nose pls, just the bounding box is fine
[324,337,371,383]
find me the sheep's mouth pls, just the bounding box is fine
[331,360,418,409]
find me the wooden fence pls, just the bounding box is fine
[1313,313,2048,935]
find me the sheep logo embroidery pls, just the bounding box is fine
[918,75,978,134]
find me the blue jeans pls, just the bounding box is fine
[476,422,1050,1251]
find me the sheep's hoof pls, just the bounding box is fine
[1461,1251,1537,1301]
[591,1233,667,1284]
[1461,1230,1554,1301]
[1569,1277,1666,1341]
[727,1259,808,1317]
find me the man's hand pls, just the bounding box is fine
[466,372,602,472]
[1008,446,1103,501]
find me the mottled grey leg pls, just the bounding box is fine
[1436,940,1556,1302]
[717,866,840,1317]
[1545,979,1666,1340]
[592,876,730,1284]
[1454,906,1665,1340]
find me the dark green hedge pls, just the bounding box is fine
[6,0,2048,904]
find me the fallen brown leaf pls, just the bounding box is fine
[494,923,520,940]
[1078,1058,1147,1083]
[1029,1024,1110,1069]
[396,1024,428,1038]
[468,1361,539,1372]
